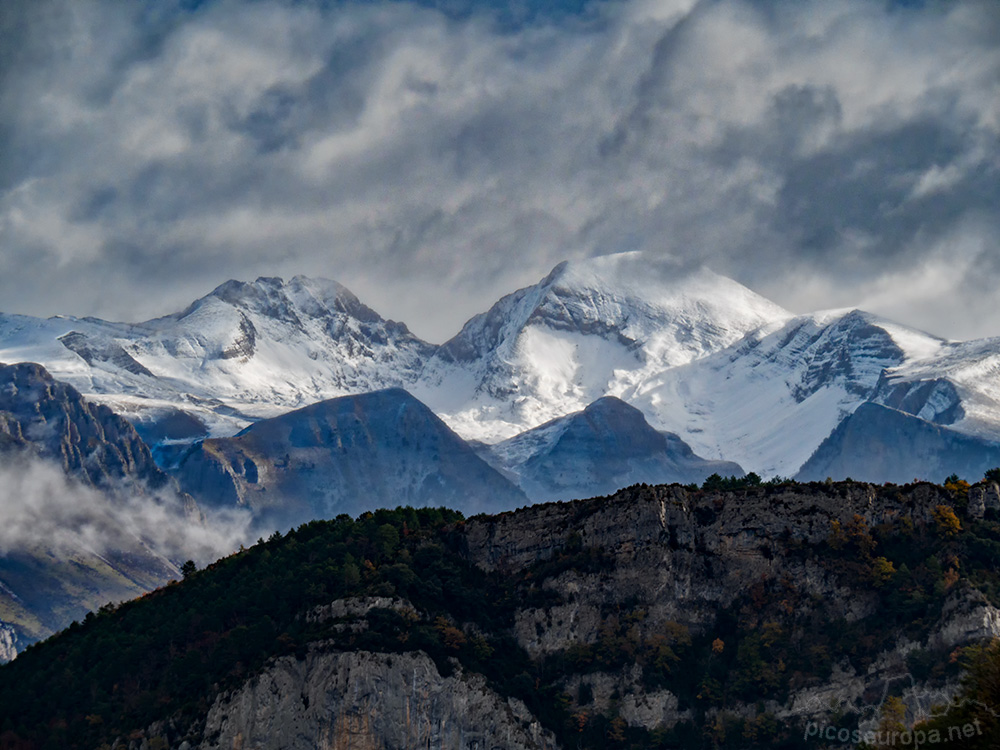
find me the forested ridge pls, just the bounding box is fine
[3,479,1000,749]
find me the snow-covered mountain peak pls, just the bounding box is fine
[437,252,791,367]
[806,308,944,353]
[0,274,437,442]
[544,251,735,300]
[626,307,950,478]
[530,252,791,343]
[7,256,992,488]
[419,253,794,442]
[161,275,400,333]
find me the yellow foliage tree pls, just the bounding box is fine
[932,505,962,538]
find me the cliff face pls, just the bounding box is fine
[0,362,191,661]
[465,481,929,578]
[459,483,1000,732]
[0,624,18,664]
[198,650,555,750]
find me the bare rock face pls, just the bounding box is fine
[967,481,1000,519]
[465,482,949,576]
[0,623,18,663]
[464,482,945,637]
[0,362,187,660]
[463,482,982,731]
[0,361,168,488]
[305,596,415,625]
[619,689,685,730]
[932,588,1000,648]
[199,650,556,750]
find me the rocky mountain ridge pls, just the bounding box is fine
[3,252,1000,484]
[0,361,169,489]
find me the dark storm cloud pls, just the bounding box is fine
[0,0,998,340]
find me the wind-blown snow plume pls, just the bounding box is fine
[0,455,252,566]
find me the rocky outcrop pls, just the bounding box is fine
[967,481,1000,519]
[932,588,1000,648]
[0,363,197,658]
[872,375,965,426]
[199,650,556,750]
[0,623,18,663]
[464,481,947,574]
[218,313,257,361]
[0,361,169,488]
[58,330,155,377]
[463,482,986,732]
[788,310,906,404]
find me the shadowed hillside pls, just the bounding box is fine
[4,479,1000,748]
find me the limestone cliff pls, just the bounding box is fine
[461,482,1000,734]
[198,650,555,750]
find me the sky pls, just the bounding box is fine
[0,0,998,343]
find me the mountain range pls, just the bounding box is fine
[4,250,1000,492]
[5,251,1000,693]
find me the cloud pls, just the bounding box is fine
[0,454,252,566]
[0,0,997,341]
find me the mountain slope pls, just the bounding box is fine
[5,483,1000,748]
[796,402,1000,484]
[0,361,170,488]
[628,309,946,477]
[173,388,528,528]
[0,363,189,660]
[872,335,1000,442]
[418,251,792,442]
[486,396,744,500]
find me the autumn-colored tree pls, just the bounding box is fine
[847,514,877,557]
[932,505,962,538]
[871,556,897,587]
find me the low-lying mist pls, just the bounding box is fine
[0,454,254,568]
